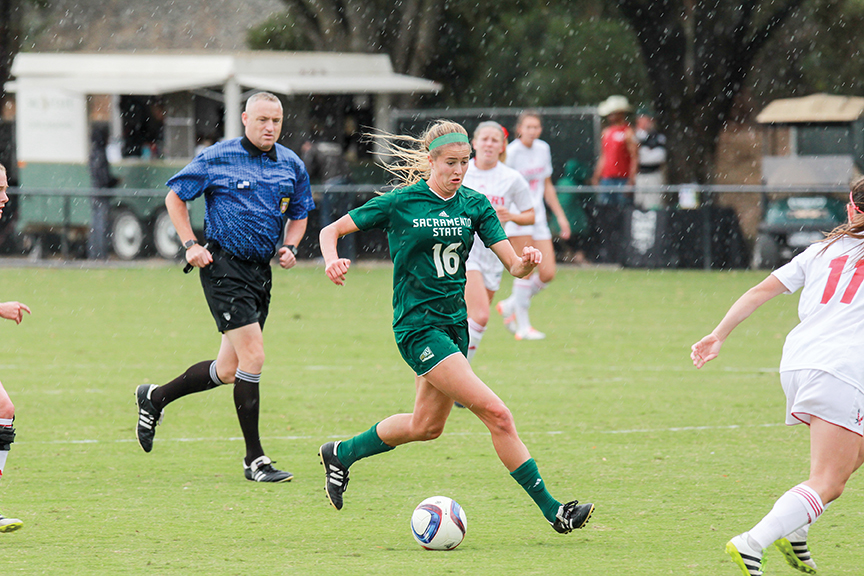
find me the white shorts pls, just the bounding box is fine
[505,204,552,241]
[466,239,504,291]
[781,369,864,436]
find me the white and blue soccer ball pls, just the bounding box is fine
[410,496,467,550]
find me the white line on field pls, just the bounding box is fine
[16,422,785,446]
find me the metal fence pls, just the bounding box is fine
[1,184,852,269]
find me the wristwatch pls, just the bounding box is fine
[283,244,298,256]
[184,239,198,250]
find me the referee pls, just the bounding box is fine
[135,92,315,483]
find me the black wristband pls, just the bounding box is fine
[282,244,298,256]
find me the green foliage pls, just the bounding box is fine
[247,12,305,52]
[1,264,863,573]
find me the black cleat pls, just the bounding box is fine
[243,455,293,482]
[551,500,594,533]
[319,441,350,510]
[135,384,163,453]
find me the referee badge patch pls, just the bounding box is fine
[280,197,291,213]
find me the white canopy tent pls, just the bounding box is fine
[7,51,440,162]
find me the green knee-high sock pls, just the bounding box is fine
[510,458,562,523]
[335,423,395,468]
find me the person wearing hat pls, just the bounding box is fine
[591,95,639,206]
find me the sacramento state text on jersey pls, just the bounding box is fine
[349,180,507,332]
[412,216,473,237]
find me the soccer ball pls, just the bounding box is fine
[410,496,467,550]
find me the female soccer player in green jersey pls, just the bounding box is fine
[317,120,594,534]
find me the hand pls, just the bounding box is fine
[277,246,297,269]
[325,258,352,286]
[185,244,213,269]
[495,206,512,223]
[0,301,31,324]
[557,214,572,240]
[691,333,722,369]
[521,246,542,269]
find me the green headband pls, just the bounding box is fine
[429,132,469,150]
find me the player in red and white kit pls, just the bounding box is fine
[691,178,864,576]
[463,121,534,362]
[496,111,571,340]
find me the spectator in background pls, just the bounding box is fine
[88,123,120,260]
[634,109,667,211]
[591,95,639,205]
[303,137,356,261]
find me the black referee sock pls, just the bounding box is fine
[150,360,221,411]
[234,370,264,465]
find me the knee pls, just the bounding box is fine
[482,402,516,435]
[538,269,556,284]
[0,396,13,420]
[472,309,490,327]
[413,420,445,442]
[236,349,265,374]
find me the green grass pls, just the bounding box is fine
[0,263,862,574]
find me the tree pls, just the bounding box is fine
[615,0,806,184]
[251,0,445,106]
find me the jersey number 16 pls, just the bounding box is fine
[432,242,461,278]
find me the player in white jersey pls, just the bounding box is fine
[691,179,864,576]
[496,111,571,340]
[463,121,535,363]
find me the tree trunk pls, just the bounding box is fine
[617,0,805,184]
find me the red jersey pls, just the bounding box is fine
[600,124,635,179]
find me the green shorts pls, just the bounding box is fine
[394,321,469,376]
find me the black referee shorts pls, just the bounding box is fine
[199,245,272,333]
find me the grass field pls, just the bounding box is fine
[0,262,862,575]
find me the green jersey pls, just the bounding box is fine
[349,179,508,332]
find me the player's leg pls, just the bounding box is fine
[423,354,593,531]
[0,381,13,476]
[514,236,554,341]
[730,418,861,575]
[135,342,228,453]
[465,270,492,363]
[221,323,290,482]
[497,234,531,334]
[0,381,21,533]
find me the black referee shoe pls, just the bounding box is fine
[135,384,163,453]
[243,455,293,483]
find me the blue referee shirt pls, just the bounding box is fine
[167,137,315,263]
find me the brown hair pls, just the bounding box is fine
[820,176,864,258]
[368,120,469,186]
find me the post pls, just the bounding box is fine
[223,77,242,140]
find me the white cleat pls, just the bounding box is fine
[726,533,765,576]
[515,327,546,341]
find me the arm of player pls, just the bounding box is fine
[277,217,308,269]
[543,178,571,240]
[490,240,542,279]
[496,207,535,226]
[320,214,360,286]
[0,301,31,324]
[166,190,212,269]
[690,275,788,369]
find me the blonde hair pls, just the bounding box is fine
[473,121,508,163]
[368,120,469,186]
[820,176,864,259]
